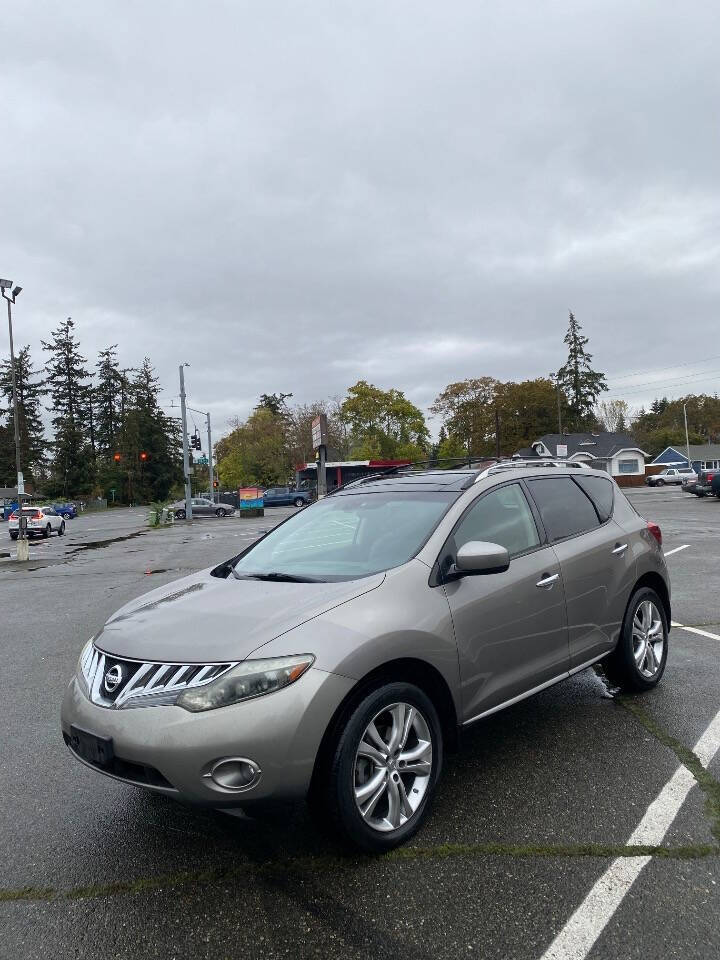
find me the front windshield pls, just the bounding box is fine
[233,491,455,582]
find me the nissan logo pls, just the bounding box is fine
[103,664,124,694]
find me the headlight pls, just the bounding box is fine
[76,639,93,692]
[176,654,315,713]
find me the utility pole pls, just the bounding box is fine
[553,374,563,434]
[206,410,214,501]
[178,364,193,521]
[495,407,501,459]
[1,279,28,561]
[683,402,692,471]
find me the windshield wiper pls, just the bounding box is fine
[232,570,322,583]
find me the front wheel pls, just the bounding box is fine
[294,497,305,507]
[603,587,669,692]
[324,682,442,853]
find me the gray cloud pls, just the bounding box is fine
[2,0,719,435]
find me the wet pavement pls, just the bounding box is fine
[1,492,719,959]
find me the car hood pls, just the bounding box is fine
[93,568,385,662]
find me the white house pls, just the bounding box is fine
[514,433,648,478]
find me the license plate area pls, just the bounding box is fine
[70,725,114,768]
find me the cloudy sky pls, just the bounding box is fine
[2,1,719,437]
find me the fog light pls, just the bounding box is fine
[206,757,261,791]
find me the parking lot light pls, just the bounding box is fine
[1,279,27,560]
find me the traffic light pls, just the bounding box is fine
[213,480,219,489]
[139,451,148,462]
[113,452,122,463]
[191,433,201,450]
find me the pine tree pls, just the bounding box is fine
[556,311,607,429]
[42,317,95,497]
[95,346,122,457]
[0,345,46,483]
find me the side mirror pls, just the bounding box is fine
[452,540,510,577]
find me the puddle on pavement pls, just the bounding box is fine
[67,528,148,555]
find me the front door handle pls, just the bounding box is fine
[612,543,629,556]
[536,573,559,589]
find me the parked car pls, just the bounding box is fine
[9,505,66,539]
[694,468,719,498]
[263,486,310,508]
[172,497,235,520]
[646,467,695,486]
[53,502,78,519]
[62,464,669,852]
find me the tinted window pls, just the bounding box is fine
[233,492,454,581]
[526,477,600,541]
[454,483,540,558]
[574,475,614,523]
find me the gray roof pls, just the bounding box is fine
[654,443,720,462]
[523,433,644,459]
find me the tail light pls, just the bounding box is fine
[647,522,662,547]
[34,511,43,519]
[9,511,18,520]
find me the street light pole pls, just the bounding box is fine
[178,364,193,522]
[683,402,692,471]
[1,279,27,560]
[206,411,214,502]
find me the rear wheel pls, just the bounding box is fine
[655,479,665,486]
[43,524,51,538]
[215,508,226,517]
[58,521,65,536]
[294,497,305,507]
[10,532,18,541]
[603,587,668,692]
[175,509,186,520]
[323,682,442,853]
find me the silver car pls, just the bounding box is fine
[172,497,235,519]
[62,464,670,852]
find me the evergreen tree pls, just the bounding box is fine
[94,346,122,457]
[0,345,46,483]
[42,317,95,497]
[556,311,607,429]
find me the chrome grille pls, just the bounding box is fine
[80,643,238,709]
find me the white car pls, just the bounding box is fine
[9,505,66,540]
[646,467,696,487]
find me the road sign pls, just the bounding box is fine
[195,456,208,465]
[312,414,328,450]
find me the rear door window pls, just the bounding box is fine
[526,477,601,542]
[573,475,614,523]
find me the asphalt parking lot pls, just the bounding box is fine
[1,490,719,959]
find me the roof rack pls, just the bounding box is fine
[328,457,493,496]
[474,458,591,481]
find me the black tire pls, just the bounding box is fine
[175,509,186,520]
[58,521,65,536]
[294,497,305,507]
[215,508,226,517]
[324,682,443,853]
[655,479,665,486]
[43,524,51,538]
[603,587,669,692]
[10,532,18,541]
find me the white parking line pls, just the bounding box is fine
[663,544,690,557]
[672,621,720,642]
[540,709,720,960]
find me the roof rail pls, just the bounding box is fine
[327,457,493,496]
[474,458,591,481]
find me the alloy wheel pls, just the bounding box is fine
[353,702,433,833]
[632,599,665,678]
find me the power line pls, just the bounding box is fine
[605,353,720,385]
[604,369,720,398]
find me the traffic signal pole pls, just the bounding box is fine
[178,365,193,522]
[206,411,214,502]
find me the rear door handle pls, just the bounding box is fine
[612,543,628,556]
[536,573,559,589]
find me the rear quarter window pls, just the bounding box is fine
[573,474,614,523]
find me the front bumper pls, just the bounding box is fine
[61,668,355,807]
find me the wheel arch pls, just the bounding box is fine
[308,657,459,801]
[629,571,671,626]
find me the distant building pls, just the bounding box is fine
[514,433,648,479]
[651,443,720,474]
[295,459,412,493]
